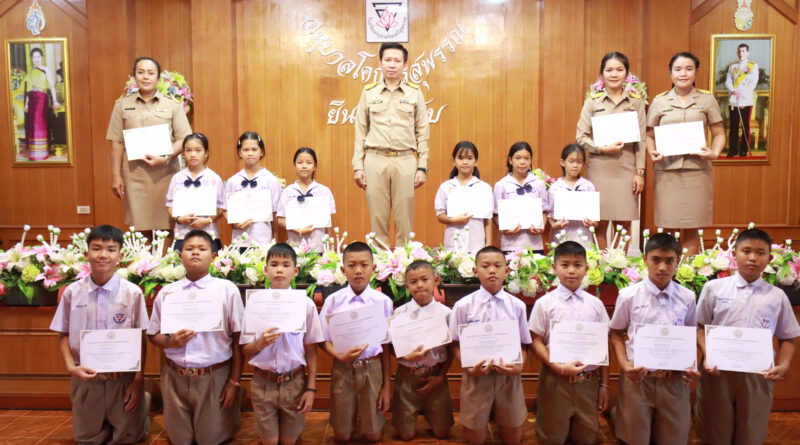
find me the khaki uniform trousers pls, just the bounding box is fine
[459,371,527,431]
[70,373,149,445]
[613,372,690,445]
[695,371,773,445]
[535,365,600,445]
[329,358,386,437]
[364,150,416,247]
[391,365,454,437]
[251,368,307,441]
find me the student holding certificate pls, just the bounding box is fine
[576,52,646,249]
[434,141,493,254]
[277,148,336,252]
[609,233,699,445]
[695,229,800,445]
[224,132,282,247]
[529,241,609,445]
[646,52,725,254]
[107,57,192,234]
[50,225,149,445]
[165,134,225,251]
[547,144,598,249]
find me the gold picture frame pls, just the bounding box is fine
[710,34,774,164]
[6,37,73,166]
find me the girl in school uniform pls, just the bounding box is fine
[434,141,492,254]
[276,147,336,252]
[165,133,225,251]
[493,141,550,254]
[224,131,282,247]
[548,143,598,249]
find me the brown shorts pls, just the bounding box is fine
[459,371,527,430]
[695,370,773,445]
[391,364,454,437]
[613,372,690,445]
[70,373,149,445]
[329,357,386,436]
[535,365,600,444]
[251,367,307,441]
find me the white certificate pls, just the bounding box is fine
[160,290,224,334]
[591,111,641,146]
[171,187,217,217]
[388,310,451,358]
[553,191,600,221]
[497,197,543,231]
[79,329,142,373]
[458,320,522,368]
[705,325,774,374]
[123,124,173,161]
[226,190,272,224]
[548,320,609,366]
[447,184,493,219]
[633,324,697,371]
[654,121,706,156]
[284,196,331,230]
[244,289,307,334]
[327,302,388,354]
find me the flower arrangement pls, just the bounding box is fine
[369,232,435,302]
[307,228,349,296]
[505,248,555,297]
[532,168,557,189]
[115,228,185,298]
[672,228,739,296]
[585,73,649,104]
[768,240,800,288]
[209,234,270,287]
[123,70,194,113]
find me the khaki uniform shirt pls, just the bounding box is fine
[576,90,647,170]
[646,88,722,171]
[353,80,430,170]
[106,91,192,145]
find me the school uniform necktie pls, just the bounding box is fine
[240,178,257,188]
[184,176,203,187]
[515,183,533,196]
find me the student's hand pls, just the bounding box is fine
[189,217,212,229]
[466,359,493,377]
[494,357,523,375]
[416,375,445,396]
[111,175,125,199]
[557,361,587,377]
[528,226,543,235]
[167,329,196,348]
[683,369,701,386]
[632,174,645,196]
[256,327,281,351]
[218,380,238,409]
[451,213,472,225]
[501,224,521,235]
[123,376,142,412]
[598,385,609,413]
[293,225,315,236]
[338,344,368,363]
[583,218,598,228]
[703,364,722,376]
[402,345,426,363]
[354,170,367,189]
[621,361,646,382]
[233,219,253,230]
[551,219,568,230]
[414,170,427,188]
[142,154,167,167]
[176,214,195,226]
[649,151,664,162]
[297,389,315,414]
[68,364,97,381]
[24,103,28,113]
[602,141,624,155]
[762,364,790,381]
[376,384,391,413]
[695,146,719,160]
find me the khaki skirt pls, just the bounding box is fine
[585,146,639,221]
[654,168,712,228]
[121,157,179,231]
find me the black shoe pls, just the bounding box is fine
[726,152,735,158]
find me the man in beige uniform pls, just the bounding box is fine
[353,42,429,247]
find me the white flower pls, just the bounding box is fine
[393,271,405,286]
[507,279,521,294]
[698,266,714,277]
[605,250,628,269]
[116,268,129,280]
[711,256,729,270]
[334,268,347,285]
[457,258,475,278]
[580,275,590,289]
[778,267,797,286]
[244,267,259,284]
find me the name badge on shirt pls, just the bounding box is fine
[594,108,606,112]
[123,107,136,111]
[400,99,414,104]
[661,108,674,113]
[371,99,384,104]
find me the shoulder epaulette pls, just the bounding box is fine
[405,81,419,89]
[364,82,379,90]
[655,90,669,98]
[697,88,711,94]
[591,91,604,98]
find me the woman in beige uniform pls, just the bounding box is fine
[106,57,192,234]
[646,52,725,255]
[576,52,646,249]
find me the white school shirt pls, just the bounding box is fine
[449,286,532,345]
[393,299,451,368]
[224,168,282,246]
[547,176,597,250]
[147,274,244,368]
[239,290,324,373]
[166,167,226,241]
[528,284,608,371]
[50,275,149,364]
[276,180,336,252]
[609,278,696,361]
[318,285,393,360]
[493,173,550,252]
[696,274,800,340]
[434,177,491,254]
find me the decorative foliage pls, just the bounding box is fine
[124,70,194,113]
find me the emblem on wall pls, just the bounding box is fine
[365,0,409,42]
[25,0,46,36]
[734,0,753,31]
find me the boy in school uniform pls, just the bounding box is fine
[240,243,324,445]
[449,245,531,445]
[696,228,800,445]
[529,241,609,445]
[391,260,455,440]
[318,241,393,442]
[609,233,699,445]
[147,230,244,445]
[50,225,150,445]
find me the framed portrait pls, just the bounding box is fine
[710,34,774,164]
[5,38,73,166]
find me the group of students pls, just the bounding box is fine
[51,223,798,445]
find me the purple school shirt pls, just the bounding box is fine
[224,168,282,246]
[166,167,226,241]
[276,180,336,252]
[547,176,597,249]
[434,177,491,254]
[493,173,551,251]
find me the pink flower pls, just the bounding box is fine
[789,255,800,275]
[592,77,604,91]
[622,267,640,282]
[410,246,431,261]
[0,282,5,296]
[298,239,313,253]
[36,265,62,288]
[317,269,336,286]
[133,258,160,276]
[725,250,738,270]
[76,263,92,280]
[32,244,53,262]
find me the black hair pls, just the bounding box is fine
[30,47,43,57]
[293,147,318,180]
[668,52,700,88]
[183,133,209,159]
[735,228,772,249]
[182,229,213,249]
[132,57,162,77]
[267,242,297,266]
[343,241,373,261]
[559,143,586,177]
[644,233,681,257]
[405,260,436,275]
[554,241,587,261]
[86,225,124,248]
[599,51,630,76]
[738,43,750,51]
[506,141,533,173]
[379,42,408,63]
[236,131,265,158]
[449,140,480,179]
[475,245,505,263]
